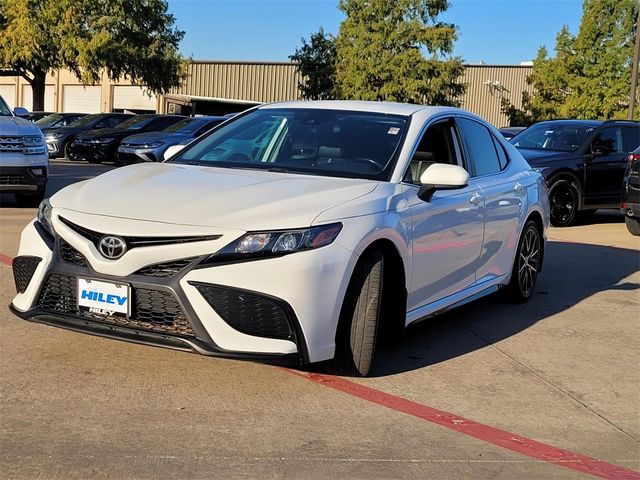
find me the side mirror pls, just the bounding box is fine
[163,144,185,161]
[418,164,469,201]
[13,106,29,117]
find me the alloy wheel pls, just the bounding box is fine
[549,181,577,226]
[517,226,541,298]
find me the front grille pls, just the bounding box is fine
[37,273,195,337]
[0,136,25,153]
[134,258,196,277]
[12,256,41,293]
[59,240,88,266]
[58,217,222,249]
[0,174,31,185]
[192,283,293,340]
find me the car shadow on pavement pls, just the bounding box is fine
[368,240,639,377]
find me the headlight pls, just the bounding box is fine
[24,135,46,154]
[205,223,343,263]
[140,141,165,149]
[89,137,114,144]
[37,199,53,233]
[46,132,64,140]
[24,135,44,145]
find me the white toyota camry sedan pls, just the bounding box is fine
[11,101,549,376]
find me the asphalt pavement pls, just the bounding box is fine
[0,159,638,479]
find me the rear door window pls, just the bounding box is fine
[457,117,502,177]
[592,127,623,154]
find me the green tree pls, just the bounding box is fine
[334,0,465,105]
[0,0,186,111]
[289,28,337,100]
[503,0,638,124]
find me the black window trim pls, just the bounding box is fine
[400,114,468,185]
[455,115,510,179]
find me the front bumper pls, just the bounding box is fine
[117,146,163,164]
[69,142,113,162]
[45,137,66,157]
[10,214,357,364]
[0,165,48,193]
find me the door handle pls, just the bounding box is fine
[470,192,484,205]
[514,182,524,192]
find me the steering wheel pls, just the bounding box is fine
[351,157,382,171]
[227,153,251,163]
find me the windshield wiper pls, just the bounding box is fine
[266,167,291,173]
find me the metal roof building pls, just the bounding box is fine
[0,61,533,127]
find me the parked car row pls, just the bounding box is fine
[507,119,640,235]
[41,113,227,165]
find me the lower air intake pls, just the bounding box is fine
[12,256,41,293]
[192,282,293,340]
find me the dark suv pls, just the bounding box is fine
[510,120,640,226]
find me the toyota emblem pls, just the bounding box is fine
[98,236,127,259]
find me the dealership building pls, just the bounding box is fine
[0,60,533,127]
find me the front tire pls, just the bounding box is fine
[331,251,384,377]
[549,178,579,227]
[625,216,640,236]
[504,220,542,303]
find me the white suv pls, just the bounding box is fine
[0,95,48,205]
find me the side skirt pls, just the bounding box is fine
[405,276,507,326]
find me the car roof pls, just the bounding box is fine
[260,100,461,117]
[535,119,604,127]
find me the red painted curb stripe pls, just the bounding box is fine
[0,253,12,266]
[284,369,640,480]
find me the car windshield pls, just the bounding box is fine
[68,113,104,127]
[511,124,595,152]
[115,116,154,130]
[35,114,65,127]
[168,108,408,180]
[162,118,209,134]
[0,96,12,116]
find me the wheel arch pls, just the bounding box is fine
[547,169,584,210]
[350,237,408,341]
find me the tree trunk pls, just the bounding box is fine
[30,70,47,112]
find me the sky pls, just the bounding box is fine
[167,0,583,65]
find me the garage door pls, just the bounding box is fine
[0,84,17,110]
[113,86,157,112]
[21,84,55,111]
[63,85,101,113]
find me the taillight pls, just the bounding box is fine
[629,153,640,162]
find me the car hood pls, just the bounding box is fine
[41,125,84,136]
[76,128,135,140]
[120,131,189,145]
[51,163,380,230]
[0,116,43,136]
[516,148,578,164]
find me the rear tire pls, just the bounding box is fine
[330,251,384,377]
[625,216,640,236]
[504,220,542,303]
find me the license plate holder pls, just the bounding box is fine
[77,278,131,318]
